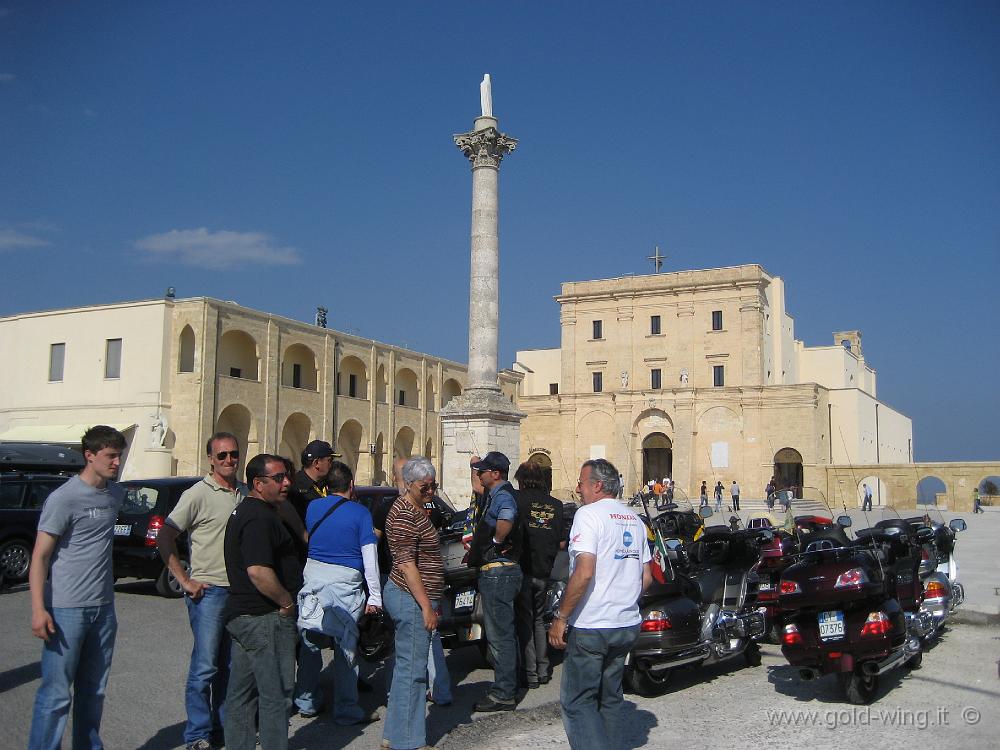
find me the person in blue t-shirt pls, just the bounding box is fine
[293,461,382,725]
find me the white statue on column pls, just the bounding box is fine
[149,413,168,448]
[480,74,493,118]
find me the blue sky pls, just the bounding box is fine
[1,2,997,462]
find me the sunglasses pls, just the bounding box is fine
[260,472,289,484]
[476,468,497,476]
[215,450,240,461]
[414,482,438,494]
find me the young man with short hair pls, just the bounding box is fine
[27,425,127,750]
[157,432,248,750]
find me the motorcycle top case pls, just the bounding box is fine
[778,551,887,611]
[635,592,703,649]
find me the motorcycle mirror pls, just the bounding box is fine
[699,506,713,519]
[836,514,852,528]
[948,518,967,532]
[664,538,683,550]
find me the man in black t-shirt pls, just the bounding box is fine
[289,440,337,522]
[223,454,303,750]
[514,461,566,689]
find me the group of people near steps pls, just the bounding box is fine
[26,424,653,750]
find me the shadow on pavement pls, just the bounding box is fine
[135,720,185,750]
[0,660,40,694]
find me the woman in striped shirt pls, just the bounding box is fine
[382,456,445,750]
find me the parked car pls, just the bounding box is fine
[0,442,84,473]
[0,472,72,583]
[112,476,201,597]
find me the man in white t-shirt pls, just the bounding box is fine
[549,459,652,750]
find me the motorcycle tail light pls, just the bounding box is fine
[834,568,867,589]
[145,515,165,547]
[640,610,672,632]
[860,611,891,637]
[921,547,930,561]
[781,624,803,646]
[925,580,948,599]
[779,580,801,595]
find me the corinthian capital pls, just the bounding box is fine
[454,127,518,169]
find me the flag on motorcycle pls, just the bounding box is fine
[649,526,671,584]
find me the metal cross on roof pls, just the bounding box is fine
[647,245,666,273]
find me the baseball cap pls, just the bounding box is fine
[302,440,335,463]
[470,451,511,472]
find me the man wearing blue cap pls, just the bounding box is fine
[468,451,523,712]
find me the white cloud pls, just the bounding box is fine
[0,72,15,83]
[134,228,302,269]
[0,228,50,251]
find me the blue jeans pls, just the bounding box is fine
[294,627,365,724]
[224,612,298,750]
[28,604,118,750]
[479,563,522,703]
[184,585,231,743]
[383,580,434,750]
[426,630,452,704]
[560,625,640,750]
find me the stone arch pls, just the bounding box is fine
[337,419,364,474]
[278,413,311,468]
[373,432,386,485]
[396,367,419,407]
[442,378,462,408]
[425,375,437,411]
[642,432,673,485]
[917,475,947,506]
[857,475,890,508]
[375,364,388,404]
[394,426,415,460]
[218,329,260,381]
[697,405,743,433]
[178,324,196,373]
[773,447,804,497]
[338,355,368,399]
[281,343,318,390]
[977,475,1000,498]
[216,403,257,469]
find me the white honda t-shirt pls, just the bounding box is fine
[567,498,651,629]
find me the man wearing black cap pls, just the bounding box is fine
[468,451,523,712]
[290,440,336,522]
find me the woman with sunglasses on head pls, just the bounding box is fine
[381,456,445,750]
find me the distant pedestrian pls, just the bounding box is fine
[862,483,873,512]
[765,479,776,510]
[730,480,740,512]
[157,431,248,750]
[548,459,652,750]
[973,487,983,514]
[699,481,708,508]
[28,425,127,750]
[714,482,724,511]
[223,454,303,750]
[515,460,566,689]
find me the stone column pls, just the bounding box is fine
[441,85,524,500]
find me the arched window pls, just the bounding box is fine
[178,325,195,373]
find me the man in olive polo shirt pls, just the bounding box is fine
[158,431,248,750]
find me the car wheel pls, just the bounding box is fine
[624,664,673,697]
[0,538,32,581]
[155,560,190,598]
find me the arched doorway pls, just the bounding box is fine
[336,420,363,474]
[217,403,256,473]
[857,476,890,508]
[917,476,946,506]
[394,426,415,460]
[642,433,672,485]
[278,413,311,469]
[773,447,803,497]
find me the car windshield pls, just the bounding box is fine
[121,485,160,515]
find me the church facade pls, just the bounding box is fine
[512,264,912,503]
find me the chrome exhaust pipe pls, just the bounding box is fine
[648,651,707,672]
[861,649,906,677]
[799,668,818,681]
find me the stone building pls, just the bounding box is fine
[0,296,518,497]
[512,264,912,502]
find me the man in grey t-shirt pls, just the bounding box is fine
[28,425,127,750]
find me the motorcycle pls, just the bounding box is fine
[778,515,926,704]
[892,515,966,638]
[622,506,769,696]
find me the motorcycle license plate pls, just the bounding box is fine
[113,524,131,537]
[818,610,845,640]
[758,574,773,591]
[454,589,475,610]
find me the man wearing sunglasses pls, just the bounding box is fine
[468,451,524,712]
[223,454,303,750]
[158,431,248,750]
